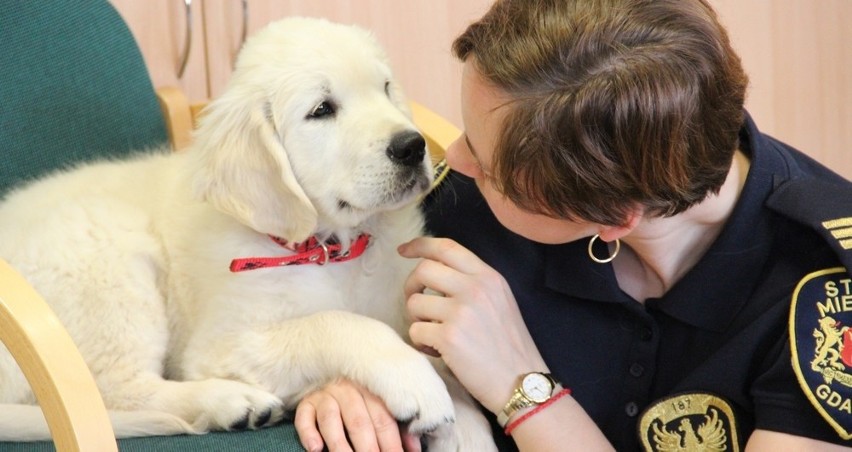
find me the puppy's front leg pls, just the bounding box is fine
[181,310,455,435]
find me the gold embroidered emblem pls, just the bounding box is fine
[639,393,739,452]
[790,267,852,439]
[822,218,852,250]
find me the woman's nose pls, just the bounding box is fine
[445,136,481,179]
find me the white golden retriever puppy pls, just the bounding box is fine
[0,17,495,451]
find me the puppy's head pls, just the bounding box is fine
[189,17,433,242]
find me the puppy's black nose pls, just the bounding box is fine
[386,131,426,167]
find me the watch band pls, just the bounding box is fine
[497,372,558,427]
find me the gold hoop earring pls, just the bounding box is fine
[588,234,620,264]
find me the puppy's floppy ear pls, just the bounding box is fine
[188,92,318,242]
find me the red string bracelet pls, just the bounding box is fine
[504,388,572,436]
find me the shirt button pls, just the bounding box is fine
[625,402,639,417]
[629,363,645,377]
[640,327,653,341]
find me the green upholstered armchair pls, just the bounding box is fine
[0,0,168,195]
[0,2,459,451]
[0,1,303,450]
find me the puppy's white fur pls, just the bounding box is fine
[0,17,494,451]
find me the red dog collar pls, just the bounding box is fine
[230,234,372,272]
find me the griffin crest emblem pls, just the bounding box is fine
[638,393,739,452]
[790,267,852,439]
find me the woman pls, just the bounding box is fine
[296,0,852,450]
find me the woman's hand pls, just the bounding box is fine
[294,379,421,452]
[398,237,549,414]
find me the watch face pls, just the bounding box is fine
[521,373,553,403]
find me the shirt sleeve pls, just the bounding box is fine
[750,332,852,445]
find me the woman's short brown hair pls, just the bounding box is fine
[453,0,748,225]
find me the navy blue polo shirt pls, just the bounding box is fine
[423,113,852,451]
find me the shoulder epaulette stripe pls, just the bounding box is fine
[830,229,852,240]
[822,217,852,250]
[823,218,852,229]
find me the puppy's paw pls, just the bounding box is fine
[357,347,456,436]
[190,379,285,432]
[424,395,497,452]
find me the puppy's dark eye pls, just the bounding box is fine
[384,80,391,97]
[308,101,335,119]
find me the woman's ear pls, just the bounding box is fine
[598,206,643,242]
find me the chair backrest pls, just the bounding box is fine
[0,0,168,196]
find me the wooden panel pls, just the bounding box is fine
[110,0,209,102]
[712,0,852,177]
[202,0,493,128]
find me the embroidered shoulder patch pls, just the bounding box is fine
[790,266,852,439]
[638,392,739,452]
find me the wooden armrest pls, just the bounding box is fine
[0,258,116,451]
[409,101,459,165]
[156,86,195,151]
[156,87,209,152]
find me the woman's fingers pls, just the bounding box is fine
[294,380,407,452]
[359,386,408,452]
[408,315,447,358]
[401,245,483,300]
[296,391,354,452]
[402,431,423,452]
[398,237,484,274]
[406,291,451,322]
[402,259,443,299]
[293,400,325,452]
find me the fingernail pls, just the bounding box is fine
[417,345,441,357]
[304,440,321,452]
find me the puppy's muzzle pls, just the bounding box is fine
[386,131,426,167]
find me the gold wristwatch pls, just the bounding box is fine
[497,372,559,427]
